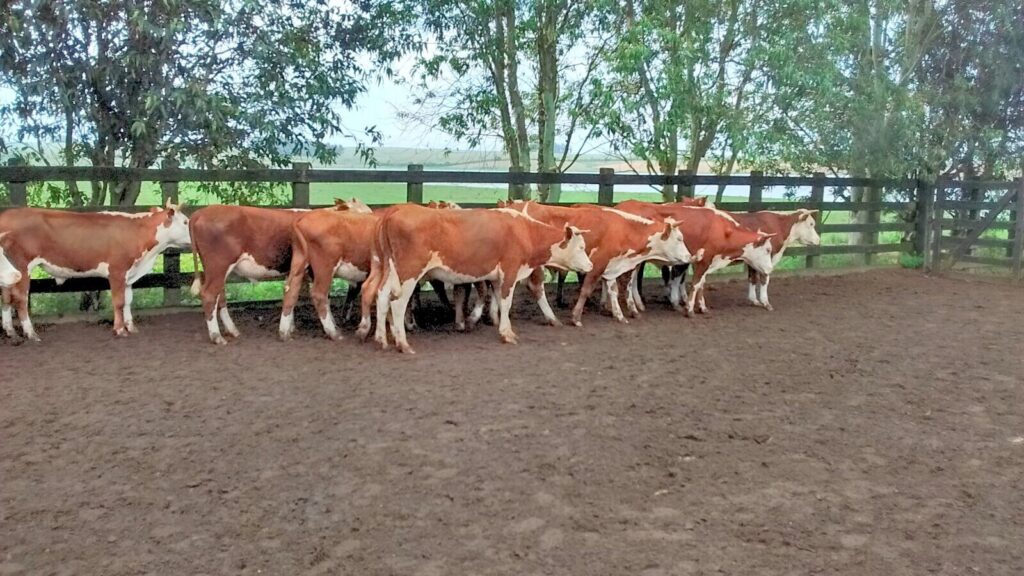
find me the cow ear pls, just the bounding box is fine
[563,223,574,242]
[661,222,674,240]
[696,196,707,206]
[757,232,776,246]
[165,197,173,210]
[801,209,819,220]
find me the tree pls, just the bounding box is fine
[0,0,406,206]
[587,0,828,201]
[402,0,605,202]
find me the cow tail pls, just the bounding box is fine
[285,219,310,293]
[188,216,204,297]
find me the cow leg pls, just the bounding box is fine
[496,273,520,344]
[279,261,306,341]
[668,268,686,312]
[2,287,16,338]
[605,277,629,324]
[466,282,488,329]
[357,260,382,341]
[527,267,560,326]
[487,281,499,326]
[373,276,391,350]
[341,282,361,324]
[12,276,38,341]
[629,266,646,313]
[429,279,452,310]
[310,270,341,341]
[453,284,468,331]
[216,290,241,338]
[661,265,672,297]
[686,262,710,318]
[109,274,129,337]
[620,273,640,318]
[201,271,229,345]
[389,277,419,354]
[758,273,773,311]
[555,269,566,307]
[746,265,760,306]
[570,272,600,327]
[123,284,138,334]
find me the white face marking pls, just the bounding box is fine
[741,240,775,275]
[28,257,110,282]
[341,199,373,214]
[230,253,283,281]
[155,209,192,249]
[0,245,21,286]
[644,226,692,265]
[548,233,593,273]
[787,215,820,247]
[333,260,368,282]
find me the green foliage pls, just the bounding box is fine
[0,0,408,205]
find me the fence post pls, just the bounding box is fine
[598,168,615,206]
[675,169,693,202]
[749,170,763,210]
[930,180,945,272]
[862,182,882,266]
[917,179,934,271]
[508,165,525,201]
[291,161,311,208]
[161,159,181,306]
[6,157,27,206]
[806,172,825,269]
[1013,178,1024,280]
[406,164,424,204]
[1008,180,1019,259]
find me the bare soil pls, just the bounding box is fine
[2,269,1023,575]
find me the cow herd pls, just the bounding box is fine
[0,197,821,353]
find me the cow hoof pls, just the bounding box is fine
[684,309,695,318]
[114,328,129,337]
[547,318,562,327]
[761,303,774,312]
[615,317,630,325]
[327,333,343,342]
[455,323,466,332]
[126,324,139,334]
[500,334,519,345]
[278,332,292,342]
[399,345,416,355]
[212,336,228,346]
[571,319,583,327]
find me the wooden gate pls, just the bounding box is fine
[926,178,1024,278]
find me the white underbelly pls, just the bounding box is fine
[30,258,109,285]
[333,260,368,282]
[230,253,283,282]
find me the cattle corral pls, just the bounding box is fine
[2,269,1023,574]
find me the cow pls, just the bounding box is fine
[278,201,377,341]
[0,200,191,341]
[550,196,709,307]
[498,201,694,326]
[189,205,319,344]
[615,200,776,317]
[719,209,820,310]
[0,236,23,286]
[366,205,593,353]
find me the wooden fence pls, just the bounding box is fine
[1,162,1021,308]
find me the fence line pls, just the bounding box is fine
[2,162,1022,305]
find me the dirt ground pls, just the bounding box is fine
[2,269,1023,575]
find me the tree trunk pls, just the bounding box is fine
[64,106,84,207]
[535,0,559,203]
[503,0,531,199]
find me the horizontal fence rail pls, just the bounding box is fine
[1,163,1022,308]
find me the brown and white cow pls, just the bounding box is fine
[615,200,776,316]
[278,201,377,340]
[189,205,317,344]
[721,209,820,310]
[0,201,191,340]
[499,201,693,325]
[368,205,593,353]
[549,196,710,307]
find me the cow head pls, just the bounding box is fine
[646,219,693,265]
[741,232,776,275]
[428,200,462,210]
[788,209,820,246]
[156,198,191,248]
[679,196,707,207]
[0,234,22,286]
[334,197,373,214]
[548,224,593,273]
